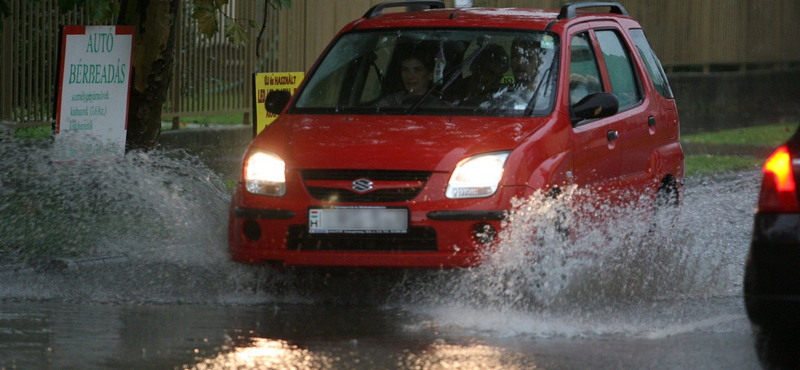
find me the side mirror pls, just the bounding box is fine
[571,92,619,123]
[265,90,292,115]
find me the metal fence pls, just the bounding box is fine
[0,0,280,129]
[473,0,800,69]
[164,0,280,128]
[0,0,94,129]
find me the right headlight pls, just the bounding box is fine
[446,152,510,199]
[244,151,286,196]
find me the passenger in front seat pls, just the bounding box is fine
[453,43,509,105]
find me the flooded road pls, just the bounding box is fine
[0,144,763,369]
[0,297,757,370]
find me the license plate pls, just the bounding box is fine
[308,207,407,234]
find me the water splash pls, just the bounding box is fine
[0,138,300,304]
[0,137,759,336]
[398,173,757,336]
[0,139,228,264]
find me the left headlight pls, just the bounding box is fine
[446,152,510,199]
[244,151,286,196]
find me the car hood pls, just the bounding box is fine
[252,114,547,172]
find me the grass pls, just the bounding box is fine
[682,123,798,147]
[682,122,798,177]
[684,154,763,177]
[5,125,51,140]
[178,112,246,126]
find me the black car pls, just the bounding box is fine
[744,125,800,369]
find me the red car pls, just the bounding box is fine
[228,1,684,268]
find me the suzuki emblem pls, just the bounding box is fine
[352,178,373,193]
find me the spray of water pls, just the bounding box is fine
[0,138,309,304]
[396,173,757,336]
[0,137,759,334]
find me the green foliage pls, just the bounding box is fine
[192,0,291,47]
[224,18,249,45]
[1,0,290,46]
[54,0,117,22]
[192,5,219,36]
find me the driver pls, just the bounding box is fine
[376,50,434,107]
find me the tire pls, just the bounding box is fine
[651,178,679,233]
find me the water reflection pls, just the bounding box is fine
[400,342,538,370]
[185,337,538,370]
[188,338,329,370]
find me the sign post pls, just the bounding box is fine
[54,25,135,162]
[252,72,304,137]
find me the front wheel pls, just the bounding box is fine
[651,178,680,233]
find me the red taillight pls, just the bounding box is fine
[758,146,799,213]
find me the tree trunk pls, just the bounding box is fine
[118,0,180,151]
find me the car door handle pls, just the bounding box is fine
[607,130,619,141]
[648,116,657,127]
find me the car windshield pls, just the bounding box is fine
[291,29,559,117]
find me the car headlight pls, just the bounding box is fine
[244,151,286,196]
[446,152,510,199]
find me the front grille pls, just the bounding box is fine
[301,169,431,203]
[286,225,437,252]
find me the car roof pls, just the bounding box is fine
[349,6,635,32]
[352,8,557,31]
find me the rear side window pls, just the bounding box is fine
[629,29,674,99]
[595,30,641,108]
[569,32,603,105]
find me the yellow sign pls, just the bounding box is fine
[252,72,304,136]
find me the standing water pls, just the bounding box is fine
[0,139,757,337]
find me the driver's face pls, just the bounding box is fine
[401,58,431,95]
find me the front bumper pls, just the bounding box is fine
[228,181,519,268]
[229,206,506,268]
[744,213,800,328]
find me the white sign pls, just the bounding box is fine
[54,25,134,162]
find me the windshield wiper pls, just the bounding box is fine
[408,39,489,115]
[523,48,559,117]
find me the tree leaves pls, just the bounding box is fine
[192,6,218,38]
[191,0,290,47]
[225,20,248,46]
[0,0,290,45]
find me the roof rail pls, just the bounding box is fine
[363,1,446,19]
[557,1,629,20]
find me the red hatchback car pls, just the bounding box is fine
[228,1,684,268]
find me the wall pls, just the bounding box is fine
[472,0,800,67]
[276,0,457,72]
[672,69,800,134]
